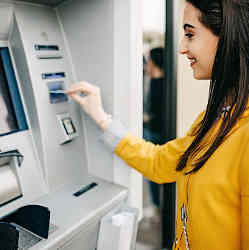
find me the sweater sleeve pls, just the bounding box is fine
[240,139,249,249]
[114,111,205,184]
[241,195,249,249]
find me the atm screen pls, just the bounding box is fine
[0,53,18,135]
[0,48,28,136]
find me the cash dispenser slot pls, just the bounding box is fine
[0,149,23,207]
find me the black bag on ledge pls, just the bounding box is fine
[0,222,19,250]
[3,204,50,239]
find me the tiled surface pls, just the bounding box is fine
[136,242,156,250]
[136,178,161,250]
[137,218,161,248]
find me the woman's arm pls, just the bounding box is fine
[114,132,193,183]
[67,82,202,184]
[98,117,194,183]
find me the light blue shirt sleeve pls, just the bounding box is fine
[98,119,128,152]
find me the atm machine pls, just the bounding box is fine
[0,0,142,249]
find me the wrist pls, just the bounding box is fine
[95,109,112,130]
[98,114,112,131]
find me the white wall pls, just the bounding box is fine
[142,0,165,32]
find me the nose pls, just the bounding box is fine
[179,38,188,54]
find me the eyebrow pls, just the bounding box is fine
[183,24,195,30]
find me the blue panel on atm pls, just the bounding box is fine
[0,48,28,136]
[47,81,68,104]
[42,72,65,80]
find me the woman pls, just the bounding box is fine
[67,0,249,249]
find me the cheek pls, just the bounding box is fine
[196,42,217,68]
[205,37,218,64]
[204,47,217,73]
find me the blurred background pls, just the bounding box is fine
[136,1,166,250]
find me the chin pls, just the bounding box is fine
[193,73,211,80]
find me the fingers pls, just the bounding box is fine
[69,93,86,105]
[67,81,99,95]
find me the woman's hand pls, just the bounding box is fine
[67,81,112,130]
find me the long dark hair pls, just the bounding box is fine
[177,0,249,173]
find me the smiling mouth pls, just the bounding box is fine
[188,58,197,67]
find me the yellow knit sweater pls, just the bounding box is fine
[115,107,249,250]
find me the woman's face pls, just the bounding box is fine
[179,2,219,80]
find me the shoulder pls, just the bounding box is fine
[237,120,249,195]
[233,117,249,141]
[186,110,206,136]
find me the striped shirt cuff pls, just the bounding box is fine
[98,119,128,152]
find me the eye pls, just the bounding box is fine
[185,33,194,39]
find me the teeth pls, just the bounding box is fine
[189,58,196,63]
